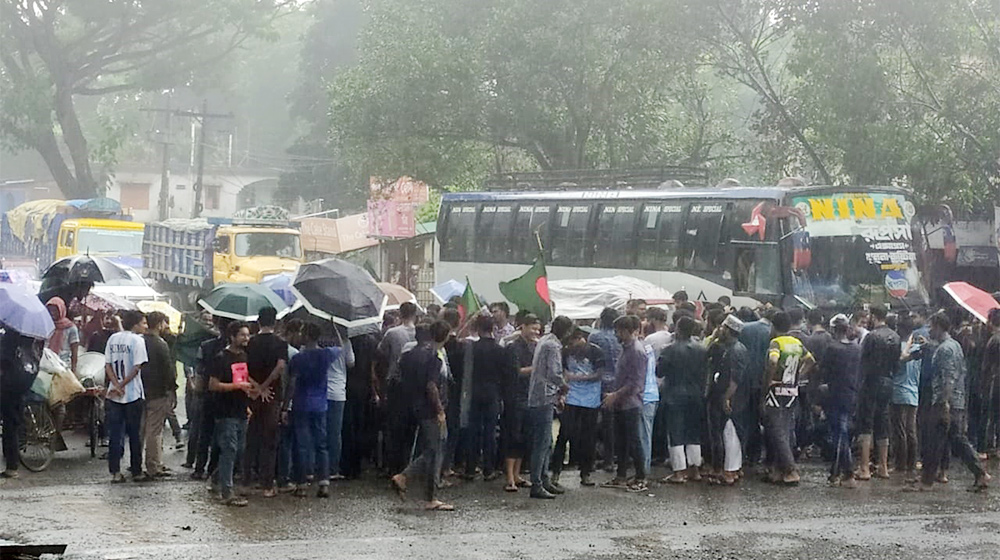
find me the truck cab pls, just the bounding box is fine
[56,218,146,269]
[211,223,303,284]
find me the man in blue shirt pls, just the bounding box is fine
[894,318,922,482]
[551,327,604,487]
[589,307,621,472]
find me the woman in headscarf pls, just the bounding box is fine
[46,297,80,374]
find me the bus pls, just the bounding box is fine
[436,184,930,310]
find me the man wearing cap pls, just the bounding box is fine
[817,314,862,488]
[706,315,748,484]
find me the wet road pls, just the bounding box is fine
[2,430,998,560]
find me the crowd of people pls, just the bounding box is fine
[3,290,999,512]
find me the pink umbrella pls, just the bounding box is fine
[942,281,1000,323]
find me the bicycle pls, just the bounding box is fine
[19,398,56,472]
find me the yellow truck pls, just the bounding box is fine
[1,198,145,272]
[143,206,303,308]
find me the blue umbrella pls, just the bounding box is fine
[0,283,55,339]
[430,279,465,304]
[261,272,297,306]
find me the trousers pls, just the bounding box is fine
[465,398,501,476]
[921,407,984,485]
[142,396,171,475]
[294,409,330,486]
[526,405,554,488]
[214,417,247,499]
[243,398,280,489]
[828,408,853,479]
[614,407,645,480]
[403,419,444,502]
[889,403,918,473]
[107,399,144,476]
[552,404,599,477]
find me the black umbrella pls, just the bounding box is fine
[42,255,133,284]
[291,258,387,330]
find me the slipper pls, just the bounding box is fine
[425,501,455,511]
[391,475,407,502]
[504,484,518,492]
[516,479,532,488]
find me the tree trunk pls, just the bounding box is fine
[33,124,83,198]
[52,83,98,198]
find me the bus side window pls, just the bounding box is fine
[550,204,594,266]
[593,203,637,268]
[476,204,514,263]
[682,203,724,271]
[63,229,75,249]
[734,247,781,295]
[441,204,478,261]
[511,204,552,264]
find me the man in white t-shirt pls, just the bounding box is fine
[104,310,149,483]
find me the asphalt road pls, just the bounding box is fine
[1,430,998,560]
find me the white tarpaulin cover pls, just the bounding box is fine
[549,276,673,320]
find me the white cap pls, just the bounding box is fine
[723,314,744,333]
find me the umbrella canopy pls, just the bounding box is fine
[430,279,465,304]
[136,300,182,334]
[42,254,130,284]
[79,291,138,313]
[0,283,56,339]
[262,272,297,306]
[291,258,387,329]
[942,281,1000,324]
[198,283,289,322]
[376,282,421,311]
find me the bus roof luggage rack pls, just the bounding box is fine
[484,166,710,191]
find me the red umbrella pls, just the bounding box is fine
[942,281,1000,323]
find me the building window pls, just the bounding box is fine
[205,184,221,210]
[119,182,150,210]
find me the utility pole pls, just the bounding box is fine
[141,99,174,221]
[175,101,232,218]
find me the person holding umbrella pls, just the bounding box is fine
[1,282,54,478]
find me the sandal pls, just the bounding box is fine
[504,483,519,492]
[424,501,455,511]
[601,478,628,488]
[516,479,532,488]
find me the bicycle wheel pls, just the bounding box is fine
[20,402,56,472]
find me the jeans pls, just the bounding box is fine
[214,417,247,499]
[327,400,345,476]
[614,407,645,480]
[828,408,853,480]
[403,419,444,502]
[143,396,171,475]
[294,409,329,486]
[276,421,299,486]
[465,398,500,476]
[526,405,554,489]
[194,399,218,475]
[107,399,145,476]
[890,403,918,473]
[762,405,796,474]
[639,401,658,474]
[921,407,985,485]
[552,405,598,477]
[184,391,203,466]
[243,398,280,489]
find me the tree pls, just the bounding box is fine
[327,0,714,188]
[0,0,291,199]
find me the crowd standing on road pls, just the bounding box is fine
[3,293,999,511]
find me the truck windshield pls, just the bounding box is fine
[77,228,144,256]
[234,232,301,258]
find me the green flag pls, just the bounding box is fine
[458,276,481,323]
[499,258,552,322]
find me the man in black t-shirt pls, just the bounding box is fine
[242,307,287,496]
[188,319,227,477]
[463,315,509,481]
[209,321,253,506]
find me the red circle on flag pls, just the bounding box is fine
[535,276,551,304]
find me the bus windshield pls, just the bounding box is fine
[234,232,302,258]
[790,191,928,308]
[77,228,144,256]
